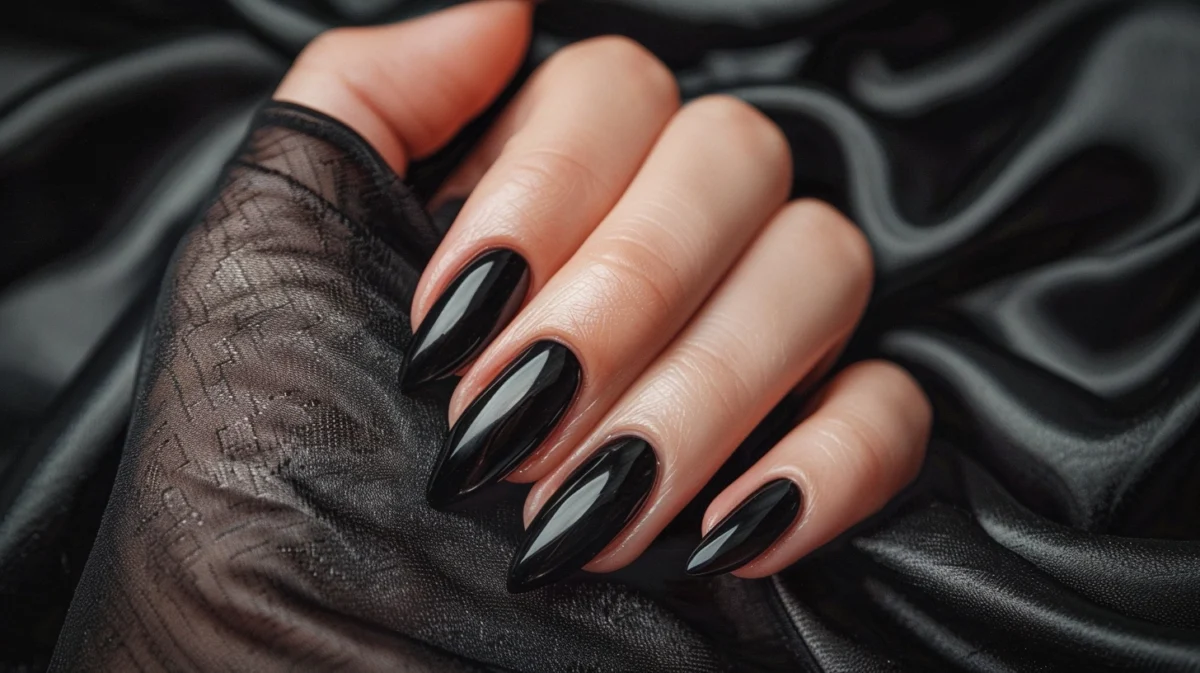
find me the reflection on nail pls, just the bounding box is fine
[686,479,801,577]
[426,340,580,508]
[507,437,657,593]
[401,249,529,393]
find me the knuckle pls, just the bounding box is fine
[671,326,757,416]
[858,359,924,403]
[815,411,892,490]
[685,94,759,124]
[683,95,792,171]
[787,199,874,300]
[499,154,569,204]
[299,27,358,62]
[552,36,679,109]
[500,146,614,214]
[857,359,932,467]
[588,234,686,318]
[528,144,614,199]
[594,36,676,93]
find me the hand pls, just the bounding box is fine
[277,0,931,590]
[54,3,932,669]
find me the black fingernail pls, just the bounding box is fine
[507,437,657,593]
[685,479,801,577]
[426,340,580,508]
[400,249,529,394]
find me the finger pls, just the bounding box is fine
[425,35,656,211]
[273,0,532,174]
[507,200,871,590]
[426,96,792,508]
[689,360,930,578]
[400,37,679,391]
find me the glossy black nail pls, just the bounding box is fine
[426,340,581,508]
[507,437,658,593]
[685,479,801,577]
[400,249,529,394]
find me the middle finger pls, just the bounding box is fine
[427,95,792,507]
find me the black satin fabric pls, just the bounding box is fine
[2,0,1200,670]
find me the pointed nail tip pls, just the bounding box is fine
[505,578,534,594]
[398,363,439,396]
[424,466,460,509]
[397,365,421,395]
[424,479,469,510]
[424,491,452,510]
[426,464,496,509]
[684,563,727,578]
[505,569,542,594]
[683,554,722,578]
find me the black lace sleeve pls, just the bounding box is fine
[48,103,743,672]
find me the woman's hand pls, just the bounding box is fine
[50,2,936,669]
[278,0,931,592]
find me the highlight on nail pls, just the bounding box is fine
[426,340,581,508]
[401,248,529,394]
[507,436,658,593]
[685,478,801,577]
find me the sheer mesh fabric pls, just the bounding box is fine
[48,103,733,672]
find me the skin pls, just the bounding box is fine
[275,0,932,580]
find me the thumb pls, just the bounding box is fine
[274,0,533,175]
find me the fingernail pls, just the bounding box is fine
[426,340,580,508]
[685,479,801,577]
[400,249,529,394]
[507,437,657,593]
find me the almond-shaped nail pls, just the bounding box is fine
[400,249,529,394]
[685,479,801,577]
[426,340,580,508]
[507,437,657,593]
